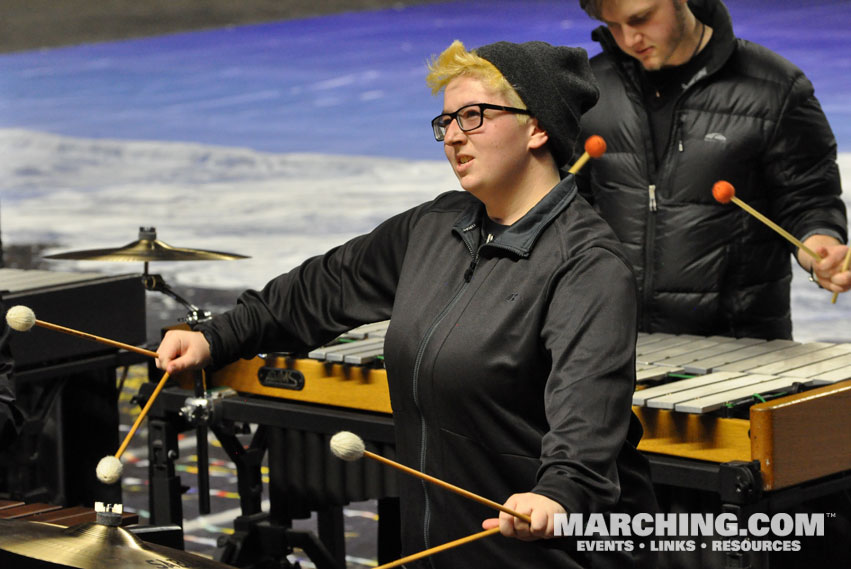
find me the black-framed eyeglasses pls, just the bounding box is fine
[431,103,531,141]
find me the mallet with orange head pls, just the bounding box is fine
[712,180,850,303]
[568,135,606,174]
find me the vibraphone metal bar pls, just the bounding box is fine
[634,333,851,385]
[308,321,388,365]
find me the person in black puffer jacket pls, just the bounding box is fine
[575,3,851,569]
[576,0,848,340]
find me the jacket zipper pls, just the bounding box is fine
[642,112,685,329]
[601,22,710,331]
[642,184,657,330]
[464,251,480,282]
[411,225,478,553]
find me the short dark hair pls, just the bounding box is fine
[579,0,603,20]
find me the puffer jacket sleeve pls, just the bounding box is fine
[197,201,428,369]
[533,244,639,513]
[763,70,847,247]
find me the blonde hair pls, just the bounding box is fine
[425,40,526,111]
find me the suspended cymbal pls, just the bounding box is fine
[43,227,249,262]
[0,518,235,569]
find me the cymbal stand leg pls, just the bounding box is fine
[180,380,212,515]
[147,416,184,529]
[195,423,211,515]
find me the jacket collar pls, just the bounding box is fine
[452,174,578,258]
[592,0,736,89]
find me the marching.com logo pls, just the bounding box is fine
[554,512,826,553]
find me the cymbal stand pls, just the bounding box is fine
[180,377,213,516]
[141,262,212,325]
[140,260,213,514]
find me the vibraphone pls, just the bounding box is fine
[177,323,851,490]
[153,323,851,567]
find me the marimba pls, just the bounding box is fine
[0,499,138,526]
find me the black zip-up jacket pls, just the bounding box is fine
[577,0,846,340]
[199,176,657,568]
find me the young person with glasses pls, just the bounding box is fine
[156,39,657,568]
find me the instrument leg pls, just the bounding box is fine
[266,427,346,569]
[195,423,211,515]
[285,525,346,569]
[215,511,345,569]
[213,424,266,515]
[147,417,184,529]
[317,506,345,566]
[192,371,211,515]
[721,503,757,569]
[377,497,402,564]
[215,512,294,568]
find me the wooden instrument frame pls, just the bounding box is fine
[177,355,393,414]
[636,380,851,490]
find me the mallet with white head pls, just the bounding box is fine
[5,305,159,358]
[5,305,172,485]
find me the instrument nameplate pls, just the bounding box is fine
[258,366,305,391]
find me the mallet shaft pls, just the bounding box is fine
[35,319,159,359]
[374,527,500,569]
[730,196,822,261]
[567,152,591,174]
[115,371,171,459]
[363,450,532,524]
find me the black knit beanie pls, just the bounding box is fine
[475,41,599,168]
